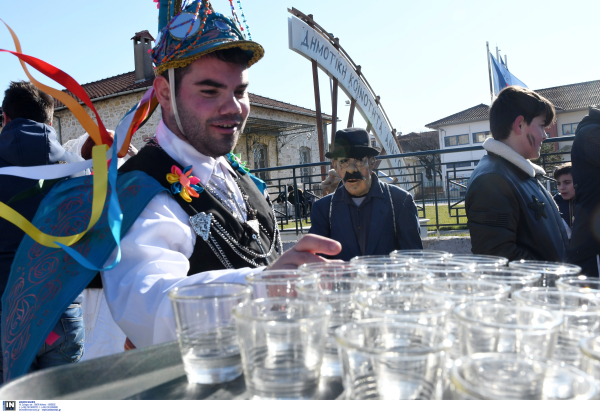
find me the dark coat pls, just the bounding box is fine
[465,153,568,262]
[309,174,422,261]
[568,107,600,266]
[553,192,574,229]
[0,118,87,296]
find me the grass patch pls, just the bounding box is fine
[419,205,468,230]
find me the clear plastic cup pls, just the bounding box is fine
[336,319,452,399]
[168,283,251,384]
[357,267,433,291]
[508,260,581,287]
[409,261,472,279]
[449,353,597,399]
[298,262,356,275]
[464,268,542,296]
[513,288,600,366]
[454,302,562,359]
[245,270,315,299]
[580,335,600,382]
[233,298,331,399]
[389,249,450,264]
[356,291,454,328]
[349,255,409,270]
[296,273,379,377]
[423,279,510,360]
[557,276,600,300]
[444,254,508,268]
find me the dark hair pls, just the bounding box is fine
[1,81,54,124]
[553,163,572,180]
[489,86,556,141]
[80,131,114,160]
[160,47,251,96]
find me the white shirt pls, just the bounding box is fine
[101,120,264,348]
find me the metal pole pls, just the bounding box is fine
[312,59,327,178]
[331,78,338,146]
[432,154,440,236]
[486,42,494,104]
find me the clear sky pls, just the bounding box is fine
[1,0,599,138]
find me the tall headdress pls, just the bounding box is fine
[151,0,263,136]
[152,0,264,75]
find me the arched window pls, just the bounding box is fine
[299,147,311,184]
[253,143,269,181]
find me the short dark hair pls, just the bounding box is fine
[489,86,556,141]
[160,47,251,96]
[1,81,54,124]
[553,163,572,180]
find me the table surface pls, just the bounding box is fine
[0,341,344,400]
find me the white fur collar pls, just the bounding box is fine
[482,137,546,178]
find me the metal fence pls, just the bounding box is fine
[252,136,575,235]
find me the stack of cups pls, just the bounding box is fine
[512,288,600,366]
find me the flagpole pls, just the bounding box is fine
[486,41,494,104]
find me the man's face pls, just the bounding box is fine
[332,156,374,196]
[171,56,250,157]
[521,114,548,159]
[557,173,575,200]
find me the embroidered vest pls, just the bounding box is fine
[118,143,281,273]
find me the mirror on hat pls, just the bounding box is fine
[169,12,202,40]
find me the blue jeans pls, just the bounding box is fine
[0,304,85,383]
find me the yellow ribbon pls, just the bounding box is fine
[1,19,105,146]
[0,145,108,248]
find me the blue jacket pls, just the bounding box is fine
[0,118,86,297]
[309,174,423,261]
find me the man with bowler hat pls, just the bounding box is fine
[309,128,422,260]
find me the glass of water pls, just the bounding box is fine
[449,353,597,399]
[513,288,600,366]
[508,260,581,287]
[557,276,600,300]
[336,319,452,399]
[580,335,600,382]
[245,270,315,299]
[168,283,251,384]
[454,302,562,358]
[296,273,379,377]
[357,267,433,291]
[233,298,331,399]
[356,291,454,328]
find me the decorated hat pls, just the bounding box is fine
[152,0,264,75]
[325,128,380,159]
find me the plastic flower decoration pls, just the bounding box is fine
[227,152,249,174]
[166,165,203,202]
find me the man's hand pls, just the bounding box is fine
[267,234,342,270]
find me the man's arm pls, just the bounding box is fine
[308,197,331,237]
[394,190,423,250]
[466,174,536,260]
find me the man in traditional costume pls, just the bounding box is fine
[309,128,423,260]
[0,1,339,381]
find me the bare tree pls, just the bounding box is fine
[395,131,442,180]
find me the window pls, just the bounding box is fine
[253,143,269,181]
[451,161,471,168]
[299,147,311,184]
[444,134,469,147]
[562,123,579,136]
[473,160,479,166]
[473,131,491,143]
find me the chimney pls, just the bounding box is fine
[132,30,155,82]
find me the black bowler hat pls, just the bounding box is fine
[325,128,380,159]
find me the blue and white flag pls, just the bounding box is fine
[490,53,528,95]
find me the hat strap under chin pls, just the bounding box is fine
[168,67,187,137]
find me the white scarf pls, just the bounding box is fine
[482,137,546,178]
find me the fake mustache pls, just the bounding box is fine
[343,171,365,182]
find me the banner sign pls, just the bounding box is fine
[288,16,405,175]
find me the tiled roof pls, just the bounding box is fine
[54,70,330,119]
[425,104,490,128]
[396,131,439,153]
[535,80,600,111]
[425,79,600,129]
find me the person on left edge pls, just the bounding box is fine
[0,81,87,381]
[309,128,423,261]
